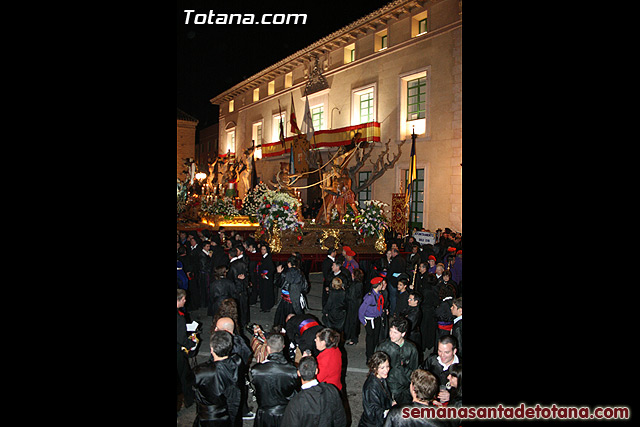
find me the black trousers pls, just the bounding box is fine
[364,316,382,361]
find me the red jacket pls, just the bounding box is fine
[316,346,342,390]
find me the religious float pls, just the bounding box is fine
[178,64,413,257]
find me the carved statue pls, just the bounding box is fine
[237,145,255,195]
[315,164,359,224]
[205,157,217,193]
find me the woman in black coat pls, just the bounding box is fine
[322,277,346,332]
[358,351,394,427]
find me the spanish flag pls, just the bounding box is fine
[290,92,301,135]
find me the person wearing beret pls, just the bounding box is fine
[359,276,385,361]
[426,255,437,274]
[343,249,359,277]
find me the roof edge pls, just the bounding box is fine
[209,0,424,105]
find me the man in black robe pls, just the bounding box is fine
[285,312,323,360]
[177,289,195,410]
[387,248,406,315]
[256,244,276,312]
[244,238,261,306]
[249,334,300,427]
[192,330,242,426]
[227,244,250,328]
[375,315,419,405]
[321,248,337,308]
[209,233,228,270]
[281,356,347,427]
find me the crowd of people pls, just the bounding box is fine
[177,226,463,426]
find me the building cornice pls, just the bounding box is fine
[230,18,461,115]
[210,0,433,105]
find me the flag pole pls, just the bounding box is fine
[406,126,417,236]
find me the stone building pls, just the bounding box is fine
[177,108,199,179]
[209,0,462,232]
[195,122,219,173]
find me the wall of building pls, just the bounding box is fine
[177,119,197,179]
[196,123,219,172]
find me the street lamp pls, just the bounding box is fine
[195,172,207,196]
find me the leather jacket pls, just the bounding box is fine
[249,352,300,426]
[359,373,393,427]
[192,354,242,426]
[374,339,419,405]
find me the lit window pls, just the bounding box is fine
[351,85,376,125]
[311,105,324,130]
[252,121,263,144]
[358,171,371,209]
[411,11,428,37]
[268,80,275,96]
[400,69,428,139]
[375,30,388,52]
[407,77,426,121]
[418,18,427,35]
[229,100,234,113]
[344,43,355,64]
[253,88,260,102]
[360,92,374,123]
[285,72,293,88]
[226,128,236,154]
[405,168,425,229]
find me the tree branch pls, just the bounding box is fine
[349,138,406,194]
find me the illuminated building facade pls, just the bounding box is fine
[210,0,462,231]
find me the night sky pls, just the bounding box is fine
[177,0,392,127]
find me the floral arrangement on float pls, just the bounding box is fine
[240,182,269,220]
[200,196,239,217]
[257,189,304,232]
[353,200,389,237]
